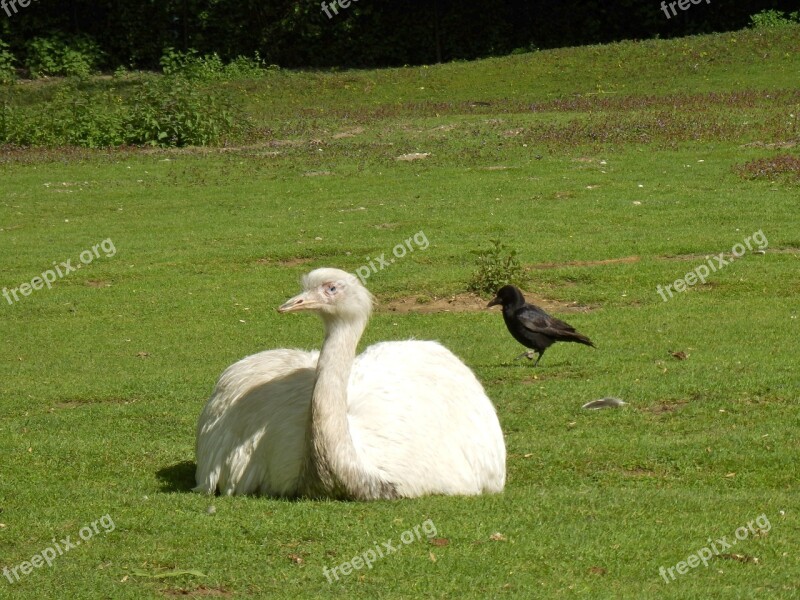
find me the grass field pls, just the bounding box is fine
[1,25,799,599]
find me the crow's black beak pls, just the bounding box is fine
[487,296,501,308]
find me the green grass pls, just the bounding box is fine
[1,26,799,599]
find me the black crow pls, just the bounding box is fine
[487,285,594,366]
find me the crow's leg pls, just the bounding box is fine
[515,350,537,361]
[531,350,544,366]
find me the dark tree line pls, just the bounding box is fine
[0,0,796,70]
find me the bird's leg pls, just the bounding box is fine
[531,352,543,367]
[515,351,537,361]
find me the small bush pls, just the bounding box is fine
[25,36,104,78]
[0,76,244,148]
[125,76,240,146]
[0,38,16,84]
[224,53,269,78]
[468,239,525,296]
[1,81,126,147]
[749,10,800,28]
[160,47,266,81]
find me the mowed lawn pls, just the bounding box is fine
[1,26,799,599]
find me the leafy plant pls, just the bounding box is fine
[1,81,126,147]
[0,38,16,84]
[125,76,241,147]
[224,53,269,78]
[25,36,104,78]
[468,239,525,296]
[0,75,241,148]
[749,10,800,28]
[160,48,266,81]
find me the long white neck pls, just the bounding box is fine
[300,313,397,500]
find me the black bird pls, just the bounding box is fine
[487,285,595,366]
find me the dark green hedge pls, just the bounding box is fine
[0,0,796,70]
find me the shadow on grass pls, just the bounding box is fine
[157,460,196,493]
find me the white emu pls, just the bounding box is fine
[194,268,506,500]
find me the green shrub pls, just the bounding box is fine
[749,10,800,28]
[0,75,243,148]
[125,76,241,146]
[1,81,126,147]
[223,53,268,78]
[0,38,16,84]
[25,36,104,78]
[468,239,526,296]
[160,47,266,81]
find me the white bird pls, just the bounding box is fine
[194,267,506,500]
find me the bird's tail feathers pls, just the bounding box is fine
[569,333,595,347]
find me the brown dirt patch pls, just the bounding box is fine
[740,140,797,149]
[395,152,430,161]
[642,400,688,414]
[527,255,640,270]
[51,398,135,410]
[256,257,313,267]
[381,292,592,314]
[85,279,111,288]
[659,249,772,261]
[332,127,365,139]
[162,586,232,598]
[382,293,486,313]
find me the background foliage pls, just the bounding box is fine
[0,0,798,71]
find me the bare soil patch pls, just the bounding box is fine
[85,279,111,288]
[641,400,688,414]
[381,292,592,314]
[527,256,640,270]
[256,257,313,267]
[162,586,232,598]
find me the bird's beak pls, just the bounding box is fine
[278,291,318,313]
[487,296,500,308]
